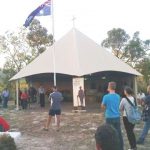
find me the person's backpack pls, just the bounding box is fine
[125,97,141,124]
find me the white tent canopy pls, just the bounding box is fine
[10,28,141,81]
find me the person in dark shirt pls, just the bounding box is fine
[19,89,22,106]
[95,124,120,150]
[137,85,150,144]
[43,86,63,131]
[38,85,45,108]
[28,86,37,103]
[77,86,85,106]
[0,92,2,104]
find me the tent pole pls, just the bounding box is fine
[16,80,19,110]
[133,76,138,98]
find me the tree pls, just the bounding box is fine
[101,28,130,58]
[124,32,146,65]
[136,57,150,84]
[0,28,32,74]
[144,39,150,51]
[27,19,53,58]
[0,19,53,81]
[0,28,32,90]
[0,19,53,90]
[101,28,150,65]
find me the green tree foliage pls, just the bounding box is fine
[0,28,31,74]
[27,19,53,58]
[124,32,146,64]
[0,19,53,89]
[0,28,31,90]
[101,28,130,58]
[136,58,150,84]
[101,28,150,65]
[0,69,5,91]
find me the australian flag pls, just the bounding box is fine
[24,0,51,27]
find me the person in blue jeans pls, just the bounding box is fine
[101,81,124,150]
[137,85,150,144]
[120,87,137,150]
[2,88,9,108]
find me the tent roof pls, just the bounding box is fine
[10,28,141,80]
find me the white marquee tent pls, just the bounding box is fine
[10,28,141,81]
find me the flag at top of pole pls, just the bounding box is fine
[24,0,51,27]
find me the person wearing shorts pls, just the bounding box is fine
[49,109,61,116]
[44,86,63,131]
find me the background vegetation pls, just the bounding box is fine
[0,22,149,93]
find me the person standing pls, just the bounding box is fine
[20,89,29,109]
[95,124,120,150]
[120,87,137,150]
[0,92,2,104]
[137,91,145,105]
[18,89,22,106]
[43,86,63,131]
[137,85,150,144]
[101,81,124,150]
[38,85,45,108]
[2,88,9,108]
[77,86,85,107]
[28,86,37,103]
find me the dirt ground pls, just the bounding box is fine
[1,102,150,150]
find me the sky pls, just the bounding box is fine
[0,0,150,66]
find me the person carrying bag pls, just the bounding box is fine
[120,86,138,150]
[125,97,141,124]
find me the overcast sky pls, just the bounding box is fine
[0,0,150,66]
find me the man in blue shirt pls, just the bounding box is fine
[43,86,63,131]
[101,82,124,150]
[2,88,9,108]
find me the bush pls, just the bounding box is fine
[0,134,17,150]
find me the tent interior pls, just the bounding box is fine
[25,71,135,108]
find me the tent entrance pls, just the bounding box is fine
[25,71,135,106]
[84,71,134,105]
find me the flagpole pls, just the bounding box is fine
[51,0,56,86]
[51,0,57,125]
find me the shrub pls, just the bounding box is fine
[0,134,17,150]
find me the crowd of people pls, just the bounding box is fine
[0,82,150,150]
[19,85,45,109]
[39,82,150,150]
[100,82,150,150]
[0,85,50,110]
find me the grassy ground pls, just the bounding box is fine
[0,102,150,150]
